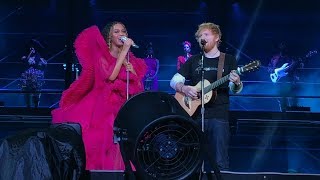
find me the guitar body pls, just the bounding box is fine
[270,63,289,83]
[174,79,217,116]
[270,72,279,83]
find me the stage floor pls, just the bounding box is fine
[86,170,320,180]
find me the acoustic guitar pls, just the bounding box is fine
[175,60,261,116]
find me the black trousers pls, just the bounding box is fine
[24,93,41,108]
[197,118,230,171]
[276,77,299,112]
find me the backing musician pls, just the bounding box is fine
[268,42,301,111]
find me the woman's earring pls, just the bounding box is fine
[108,39,111,48]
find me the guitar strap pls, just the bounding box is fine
[217,52,225,80]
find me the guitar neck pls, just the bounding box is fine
[203,74,230,94]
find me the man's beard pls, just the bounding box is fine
[203,43,215,52]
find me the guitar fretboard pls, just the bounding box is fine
[203,74,231,94]
[198,60,260,94]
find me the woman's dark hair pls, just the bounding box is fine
[101,21,125,47]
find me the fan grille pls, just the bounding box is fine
[135,116,202,180]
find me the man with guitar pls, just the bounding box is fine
[268,41,300,83]
[268,41,302,112]
[267,42,318,173]
[170,22,243,172]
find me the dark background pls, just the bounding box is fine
[0,0,319,110]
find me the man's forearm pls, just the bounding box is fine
[175,82,185,93]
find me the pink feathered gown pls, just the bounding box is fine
[51,26,147,170]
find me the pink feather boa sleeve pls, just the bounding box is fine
[58,26,112,109]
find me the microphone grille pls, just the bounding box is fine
[120,36,127,41]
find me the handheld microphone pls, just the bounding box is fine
[119,36,139,48]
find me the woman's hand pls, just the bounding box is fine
[122,37,135,50]
[123,62,136,75]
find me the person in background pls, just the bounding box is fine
[177,40,192,70]
[268,41,301,112]
[143,42,159,91]
[268,41,312,173]
[20,39,47,108]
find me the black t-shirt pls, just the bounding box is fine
[178,53,237,120]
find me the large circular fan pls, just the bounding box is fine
[135,115,203,180]
[114,92,203,179]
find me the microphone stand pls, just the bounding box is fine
[126,52,130,100]
[200,44,205,173]
[120,36,139,100]
[199,42,222,180]
[123,50,135,180]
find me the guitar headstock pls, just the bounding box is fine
[238,60,261,74]
[306,50,318,58]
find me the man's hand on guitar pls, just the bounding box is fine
[182,85,199,100]
[229,70,241,85]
